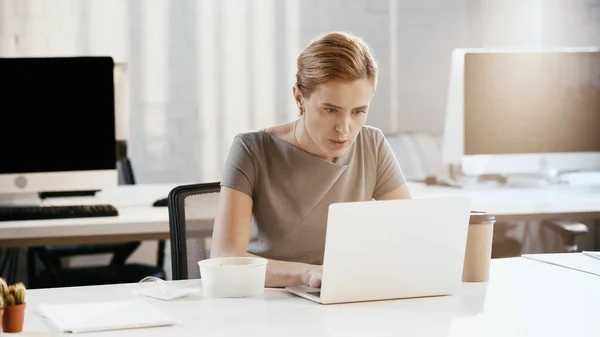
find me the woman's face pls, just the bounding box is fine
[295,78,374,161]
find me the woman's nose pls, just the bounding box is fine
[334,117,351,135]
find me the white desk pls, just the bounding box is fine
[522,252,600,277]
[0,184,176,247]
[408,182,600,222]
[1,182,600,247]
[18,257,600,336]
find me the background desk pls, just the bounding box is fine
[1,182,599,248]
[19,257,600,336]
[0,184,175,247]
[408,182,600,222]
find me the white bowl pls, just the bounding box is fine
[198,257,268,298]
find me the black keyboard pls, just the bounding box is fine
[0,204,119,221]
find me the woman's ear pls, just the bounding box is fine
[292,85,304,109]
[292,85,305,115]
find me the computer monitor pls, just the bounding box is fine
[0,56,119,205]
[113,62,130,141]
[442,47,600,178]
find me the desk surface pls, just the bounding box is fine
[522,252,600,277]
[408,182,600,220]
[0,184,176,247]
[1,182,599,247]
[18,257,600,336]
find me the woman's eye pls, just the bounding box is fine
[354,110,366,115]
[325,108,337,113]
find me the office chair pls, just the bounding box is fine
[168,182,220,280]
[541,219,589,252]
[27,140,166,288]
[0,248,20,284]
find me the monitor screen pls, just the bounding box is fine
[0,56,117,175]
[464,51,600,155]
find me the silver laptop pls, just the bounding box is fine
[286,197,472,304]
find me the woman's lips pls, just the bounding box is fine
[329,139,348,149]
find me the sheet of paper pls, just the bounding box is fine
[38,299,179,333]
[522,253,600,277]
[582,251,600,261]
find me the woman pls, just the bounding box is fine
[211,31,411,288]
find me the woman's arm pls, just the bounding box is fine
[211,186,322,288]
[373,130,413,201]
[375,184,412,200]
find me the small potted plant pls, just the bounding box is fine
[2,282,26,333]
[0,277,7,330]
[0,292,3,330]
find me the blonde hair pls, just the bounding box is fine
[295,31,378,100]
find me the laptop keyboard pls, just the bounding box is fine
[307,291,321,297]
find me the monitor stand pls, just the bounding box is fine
[502,173,555,187]
[441,166,558,188]
[0,192,42,207]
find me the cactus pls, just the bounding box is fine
[0,277,7,299]
[5,282,26,306]
[12,283,26,305]
[4,292,16,306]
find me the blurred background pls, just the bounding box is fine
[2,0,598,184]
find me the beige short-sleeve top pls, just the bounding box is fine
[220,125,406,265]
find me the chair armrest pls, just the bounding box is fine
[543,220,588,235]
[542,219,588,252]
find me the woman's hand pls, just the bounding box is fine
[302,266,323,288]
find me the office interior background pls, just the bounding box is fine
[1,0,599,282]
[3,0,598,182]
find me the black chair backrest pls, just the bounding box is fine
[168,182,221,280]
[116,140,135,185]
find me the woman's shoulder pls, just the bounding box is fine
[235,123,294,146]
[357,125,386,147]
[353,125,396,167]
[360,125,385,136]
[233,129,266,146]
[230,127,294,160]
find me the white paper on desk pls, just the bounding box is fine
[522,253,600,277]
[582,251,600,261]
[37,299,179,333]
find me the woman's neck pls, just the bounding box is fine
[293,118,334,162]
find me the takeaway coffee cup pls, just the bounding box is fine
[462,211,496,282]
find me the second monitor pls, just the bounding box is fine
[444,48,600,178]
